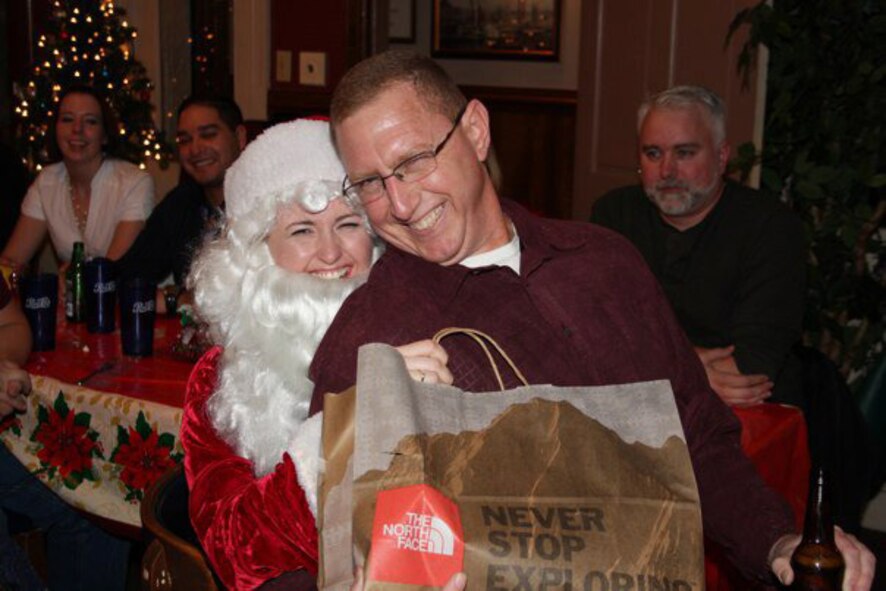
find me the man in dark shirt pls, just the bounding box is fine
[591,86,805,408]
[115,96,246,312]
[308,52,873,588]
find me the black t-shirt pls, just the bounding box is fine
[115,179,221,286]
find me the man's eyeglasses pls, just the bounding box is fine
[342,105,468,205]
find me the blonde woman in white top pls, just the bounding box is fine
[1,85,153,266]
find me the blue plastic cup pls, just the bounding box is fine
[119,278,156,357]
[20,273,58,351]
[85,257,117,333]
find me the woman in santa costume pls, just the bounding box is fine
[181,118,451,590]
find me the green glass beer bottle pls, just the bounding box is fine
[790,467,844,590]
[65,241,86,322]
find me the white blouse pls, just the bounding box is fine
[21,159,154,261]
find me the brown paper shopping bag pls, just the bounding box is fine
[321,329,704,591]
[319,385,357,591]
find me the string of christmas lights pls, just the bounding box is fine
[14,0,172,174]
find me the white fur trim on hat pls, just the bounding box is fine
[224,119,345,220]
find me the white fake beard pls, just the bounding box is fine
[207,262,366,477]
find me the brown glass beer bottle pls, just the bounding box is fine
[790,467,844,590]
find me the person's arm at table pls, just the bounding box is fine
[181,348,319,591]
[0,360,31,417]
[105,166,154,261]
[1,215,48,269]
[0,283,31,366]
[694,345,773,407]
[105,220,146,261]
[768,528,876,590]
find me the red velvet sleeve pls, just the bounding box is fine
[181,347,319,591]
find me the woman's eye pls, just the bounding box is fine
[338,222,361,230]
[289,227,311,237]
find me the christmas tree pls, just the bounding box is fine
[14,0,172,174]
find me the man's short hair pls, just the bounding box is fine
[330,50,467,129]
[177,95,244,131]
[638,85,726,145]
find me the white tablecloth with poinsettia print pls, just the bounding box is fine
[0,374,184,527]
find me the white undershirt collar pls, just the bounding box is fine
[460,223,521,274]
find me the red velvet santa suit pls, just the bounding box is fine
[182,347,319,590]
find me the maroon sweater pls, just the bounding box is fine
[309,199,794,582]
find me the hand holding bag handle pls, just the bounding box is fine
[432,327,529,391]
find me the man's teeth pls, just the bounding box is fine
[311,268,349,279]
[412,205,442,230]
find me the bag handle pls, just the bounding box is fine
[433,327,529,391]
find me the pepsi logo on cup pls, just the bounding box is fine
[131,300,155,314]
[25,296,53,310]
[92,280,116,294]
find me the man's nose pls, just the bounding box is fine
[190,136,207,154]
[385,177,419,221]
[660,152,677,179]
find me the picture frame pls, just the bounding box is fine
[432,0,561,61]
[389,0,416,43]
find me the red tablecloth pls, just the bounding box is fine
[705,404,810,590]
[25,315,195,407]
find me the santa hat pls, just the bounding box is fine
[223,118,346,222]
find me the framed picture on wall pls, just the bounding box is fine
[389,0,416,43]
[432,0,561,61]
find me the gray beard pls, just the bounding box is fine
[645,177,720,217]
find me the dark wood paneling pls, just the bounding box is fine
[266,89,331,122]
[464,86,577,220]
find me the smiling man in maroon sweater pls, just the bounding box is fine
[308,50,875,589]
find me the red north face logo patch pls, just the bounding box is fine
[367,484,464,586]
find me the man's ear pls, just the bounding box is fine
[235,124,248,150]
[463,99,491,161]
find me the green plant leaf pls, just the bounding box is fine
[810,166,838,184]
[866,174,886,188]
[795,180,826,201]
[761,168,784,192]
